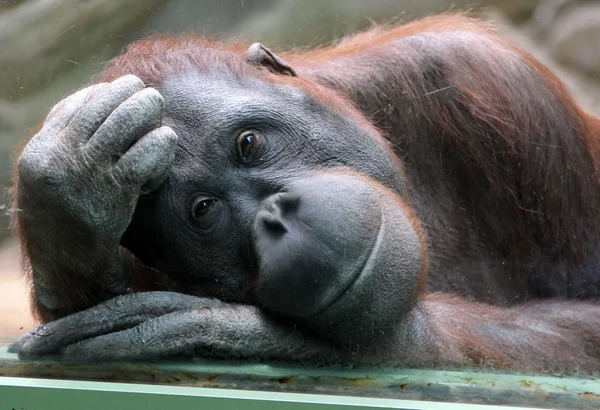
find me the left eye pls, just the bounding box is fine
[236,131,261,162]
[191,197,218,219]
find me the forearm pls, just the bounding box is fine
[16,183,128,322]
[413,294,600,372]
[11,75,175,323]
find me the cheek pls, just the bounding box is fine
[178,244,258,302]
[170,220,257,276]
[295,128,407,195]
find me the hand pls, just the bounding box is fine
[18,74,177,244]
[10,292,340,364]
[15,75,178,307]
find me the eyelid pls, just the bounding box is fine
[189,195,219,218]
[187,194,223,235]
[235,129,263,164]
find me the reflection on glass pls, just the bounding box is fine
[2,1,600,409]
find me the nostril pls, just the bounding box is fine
[260,211,288,237]
[275,192,301,216]
[257,192,301,239]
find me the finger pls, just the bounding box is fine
[44,83,110,129]
[114,126,178,192]
[19,312,150,358]
[29,83,111,148]
[17,292,216,358]
[52,304,337,363]
[7,338,25,354]
[55,310,204,362]
[69,75,146,138]
[23,76,145,170]
[7,341,20,353]
[8,327,38,353]
[84,88,164,161]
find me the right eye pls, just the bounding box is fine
[191,197,218,219]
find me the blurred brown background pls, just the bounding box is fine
[1,0,599,343]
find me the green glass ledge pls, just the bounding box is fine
[1,346,599,409]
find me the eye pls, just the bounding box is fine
[191,196,218,219]
[236,130,261,162]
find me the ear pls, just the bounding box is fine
[246,43,297,77]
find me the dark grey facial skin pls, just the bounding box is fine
[122,71,408,306]
[254,172,424,341]
[12,70,425,363]
[13,23,600,371]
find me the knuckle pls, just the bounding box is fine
[110,294,136,310]
[160,126,179,144]
[152,127,178,149]
[31,324,50,337]
[46,84,108,121]
[45,100,71,124]
[112,160,134,183]
[74,83,110,103]
[109,76,145,102]
[131,325,148,347]
[113,89,164,127]
[138,87,165,109]
[17,147,61,186]
[16,150,36,180]
[117,74,145,89]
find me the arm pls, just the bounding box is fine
[12,292,343,364]
[12,75,177,322]
[416,294,600,372]
[12,291,600,372]
[12,169,600,372]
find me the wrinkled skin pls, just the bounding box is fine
[10,15,600,371]
[14,77,177,311]
[11,72,426,364]
[122,73,415,308]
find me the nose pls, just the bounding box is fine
[257,192,301,238]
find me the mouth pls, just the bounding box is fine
[310,203,385,318]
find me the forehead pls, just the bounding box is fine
[157,70,317,181]
[159,71,307,126]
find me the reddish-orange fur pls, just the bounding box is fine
[11,13,600,371]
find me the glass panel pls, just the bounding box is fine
[1,1,600,409]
